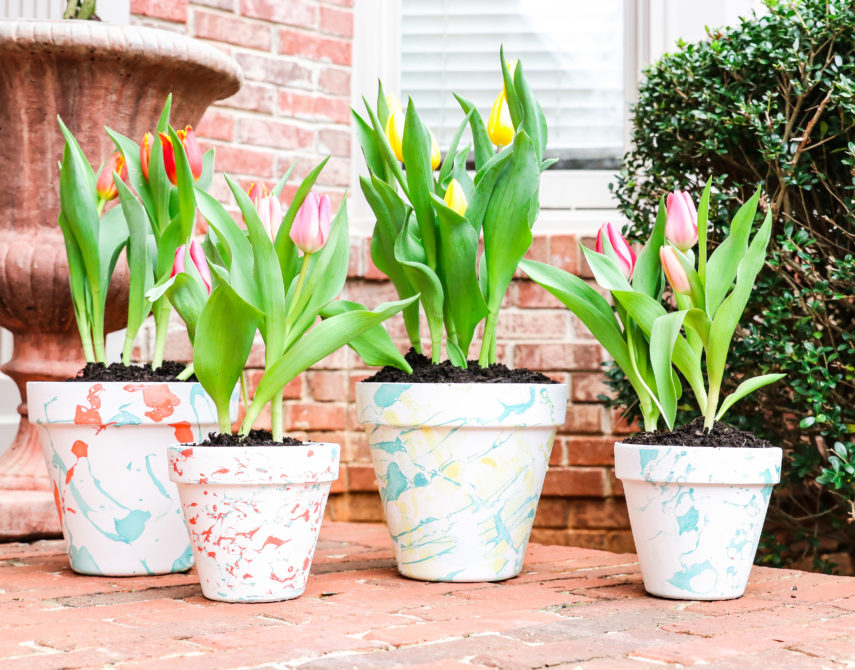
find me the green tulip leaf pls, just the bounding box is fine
[363,96,409,196]
[499,45,522,128]
[697,177,712,284]
[453,92,494,170]
[631,197,667,298]
[437,108,473,188]
[403,99,438,269]
[650,310,689,430]
[319,300,412,371]
[115,177,153,353]
[271,161,296,198]
[513,60,547,162]
[715,373,786,422]
[165,272,208,344]
[106,128,156,224]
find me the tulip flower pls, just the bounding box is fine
[95,152,127,202]
[660,246,691,295]
[665,189,699,251]
[444,179,468,216]
[170,244,186,279]
[290,191,331,254]
[188,239,212,293]
[595,222,636,280]
[247,181,267,209]
[429,128,441,171]
[140,132,153,181]
[488,90,514,147]
[170,241,212,293]
[385,107,405,162]
[159,125,203,186]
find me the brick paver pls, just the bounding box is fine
[0,522,853,669]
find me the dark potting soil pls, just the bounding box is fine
[622,417,776,448]
[366,349,556,384]
[68,361,196,382]
[199,430,305,447]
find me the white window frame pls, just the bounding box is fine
[0,0,130,22]
[350,0,765,236]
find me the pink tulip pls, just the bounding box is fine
[170,244,185,279]
[247,181,266,209]
[660,246,691,295]
[595,222,636,280]
[665,190,698,251]
[188,240,212,293]
[258,194,284,241]
[290,191,331,254]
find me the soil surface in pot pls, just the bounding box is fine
[366,349,556,384]
[69,361,196,382]
[199,430,305,447]
[623,417,776,448]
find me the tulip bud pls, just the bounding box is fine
[290,191,332,254]
[170,244,186,279]
[386,92,404,117]
[443,179,468,216]
[595,222,636,280]
[247,181,267,209]
[140,132,153,181]
[159,126,203,186]
[665,190,699,252]
[488,90,514,147]
[188,240,212,293]
[259,194,284,241]
[177,126,203,181]
[159,132,177,186]
[660,246,692,295]
[385,108,405,162]
[429,128,441,171]
[95,152,127,202]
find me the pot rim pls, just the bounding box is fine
[614,441,782,451]
[356,380,564,388]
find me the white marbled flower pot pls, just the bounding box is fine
[27,380,235,576]
[168,442,340,603]
[355,382,568,582]
[614,442,782,600]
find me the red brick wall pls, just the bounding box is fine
[130,0,634,555]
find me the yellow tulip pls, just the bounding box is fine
[385,108,405,161]
[488,90,514,147]
[385,92,404,116]
[443,179,468,216]
[429,128,441,170]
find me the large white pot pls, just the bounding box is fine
[168,442,340,603]
[27,380,235,576]
[355,382,568,582]
[615,442,782,600]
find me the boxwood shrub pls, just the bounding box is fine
[610,0,855,570]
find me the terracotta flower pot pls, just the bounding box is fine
[0,19,242,539]
[168,442,340,603]
[615,442,782,600]
[355,382,568,582]
[27,380,237,576]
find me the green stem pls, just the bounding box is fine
[270,389,284,443]
[704,384,720,432]
[76,318,95,363]
[151,300,171,368]
[96,198,106,218]
[217,403,232,435]
[92,310,106,363]
[121,329,135,366]
[285,253,312,331]
[240,370,248,410]
[176,363,194,381]
[240,398,262,437]
[478,312,498,367]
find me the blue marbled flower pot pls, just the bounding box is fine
[355,382,568,582]
[27,381,236,577]
[615,442,782,600]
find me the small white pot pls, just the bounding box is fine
[615,442,782,600]
[27,380,234,576]
[355,382,568,582]
[168,442,340,603]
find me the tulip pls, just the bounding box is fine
[660,246,692,295]
[386,92,404,117]
[429,128,441,171]
[595,222,636,280]
[95,152,127,201]
[385,107,405,162]
[258,193,284,241]
[188,239,212,293]
[140,132,153,181]
[488,90,514,147]
[443,179,468,216]
[290,191,331,254]
[665,189,699,251]
[159,125,203,186]
[247,181,267,209]
[170,244,186,279]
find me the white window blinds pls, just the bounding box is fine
[401,0,625,168]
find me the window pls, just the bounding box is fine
[400,0,625,170]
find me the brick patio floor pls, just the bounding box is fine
[1,522,854,669]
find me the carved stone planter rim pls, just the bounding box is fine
[0,19,243,98]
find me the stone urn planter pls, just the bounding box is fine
[355,382,568,582]
[0,19,242,539]
[614,442,783,600]
[28,381,238,576]
[168,442,341,602]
